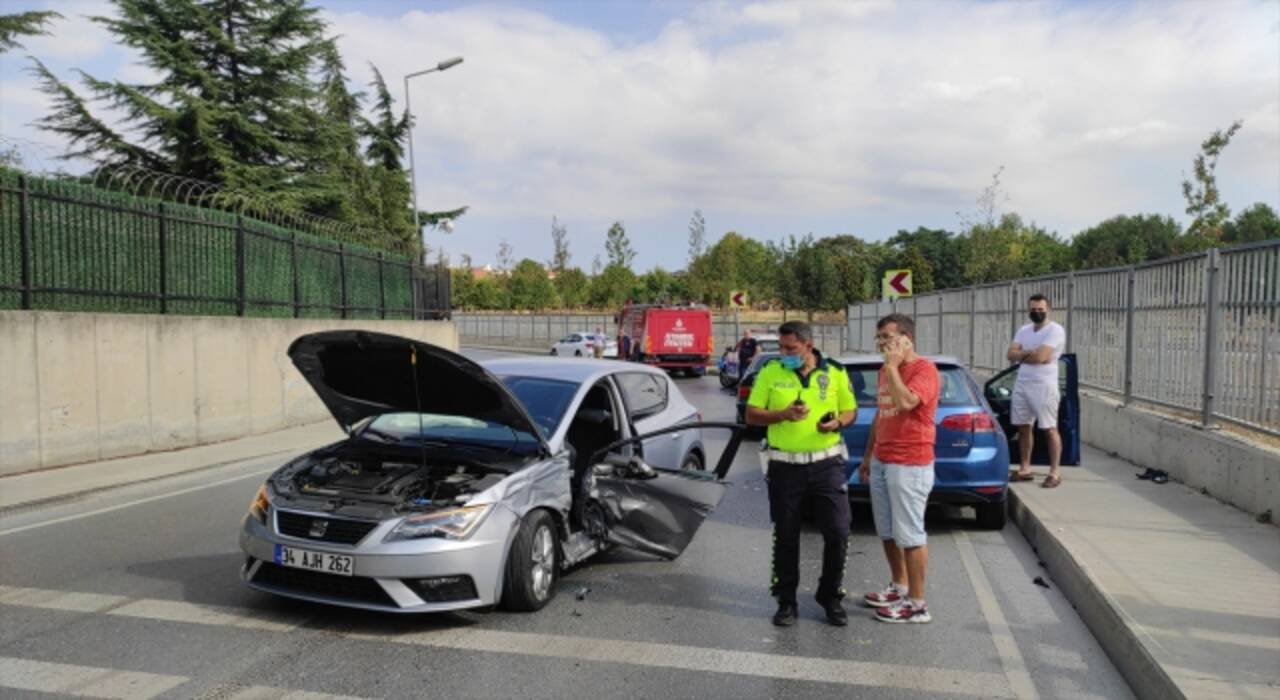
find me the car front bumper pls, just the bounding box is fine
[239,507,516,613]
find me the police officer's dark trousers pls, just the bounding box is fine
[767,457,850,605]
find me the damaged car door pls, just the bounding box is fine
[587,423,746,559]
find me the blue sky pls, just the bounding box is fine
[2,0,1277,271]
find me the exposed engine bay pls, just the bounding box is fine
[268,443,510,519]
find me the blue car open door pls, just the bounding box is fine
[984,353,1080,466]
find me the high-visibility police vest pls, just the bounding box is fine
[746,353,856,453]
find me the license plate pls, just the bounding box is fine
[274,544,353,577]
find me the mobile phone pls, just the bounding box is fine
[820,411,835,424]
[792,398,805,407]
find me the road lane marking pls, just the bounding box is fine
[0,584,1014,697]
[0,466,276,538]
[0,656,187,699]
[953,530,1040,700]
[0,585,311,632]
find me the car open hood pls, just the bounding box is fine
[288,330,547,449]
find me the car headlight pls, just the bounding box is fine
[247,484,271,524]
[386,504,493,542]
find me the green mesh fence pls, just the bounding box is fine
[0,169,449,319]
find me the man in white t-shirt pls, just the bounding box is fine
[1006,294,1067,488]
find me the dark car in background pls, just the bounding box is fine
[732,351,781,428]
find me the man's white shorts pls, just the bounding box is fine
[1011,382,1059,428]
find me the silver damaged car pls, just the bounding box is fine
[240,330,745,613]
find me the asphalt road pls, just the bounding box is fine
[0,348,1134,700]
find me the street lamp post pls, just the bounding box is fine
[404,56,464,259]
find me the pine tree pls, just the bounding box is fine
[605,221,636,268]
[0,9,61,53]
[32,0,328,197]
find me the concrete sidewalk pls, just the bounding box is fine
[1,410,1276,700]
[0,421,344,511]
[1011,448,1280,700]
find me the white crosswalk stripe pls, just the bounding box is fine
[0,656,187,699]
[0,583,1015,697]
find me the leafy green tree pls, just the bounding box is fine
[508,258,559,310]
[549,216,571,273]
[896,245,936,294]
[1223,203,1280,244]
[686,231,773,306]
[1071,214,1180,268]
[1182,120,1243,241]
[0,9,60,53]
[451,267,478,309]
[635,267,681,303]
[959,213,1069,283]
[817,235,889,304]
[589,263,636,308]
[774,235,842,320]
[471,276,509,310]
[888,227,965,290]
[554,267,590,309]
[605,221,636,268]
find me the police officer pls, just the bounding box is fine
[746,321,857,627]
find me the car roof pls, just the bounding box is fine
[836,354,967,367]
[482,357,653,383]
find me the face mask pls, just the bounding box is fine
[1029,311,1047,324]
[780,355,804,370]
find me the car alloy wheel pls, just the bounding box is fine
[501,509,559,611]
[681,453,704,471]
[530,522,556,601]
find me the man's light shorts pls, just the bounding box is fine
[869,458,934,548]
[1011,381,1059,428]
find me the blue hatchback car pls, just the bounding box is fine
[839,353,1080,529]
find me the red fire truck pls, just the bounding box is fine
[616,304,715,375]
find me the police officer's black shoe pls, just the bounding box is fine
[772,602,798,627]
[817,597,848,626]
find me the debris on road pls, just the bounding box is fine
[1033,576,1051,589]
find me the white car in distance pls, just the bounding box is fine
[551,332,618,358]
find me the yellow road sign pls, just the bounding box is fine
[882,269,912,299]
[729,290,749,308]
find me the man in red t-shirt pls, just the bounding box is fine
[858,313,940,624]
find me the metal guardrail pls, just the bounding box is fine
[848,239,1280,436]
[455,312,848,360]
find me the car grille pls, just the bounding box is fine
[275,512,378,545]
[251,561,397,607]
[404,575,479,603]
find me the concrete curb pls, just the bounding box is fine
[1008,488,1184,700]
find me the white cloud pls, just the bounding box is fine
[2,0,1276,268]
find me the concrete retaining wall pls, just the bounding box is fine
[0,311,458,476]
[1079,391,1279,522]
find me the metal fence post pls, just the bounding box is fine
[290,233,300,319]
[1202,248,1223,427]
[936,295,944,355]
[377,253,386,320]
[968,286,977,369]
[156,203,168,314]
[1123,267,1136,405]
[337,244,348,319]
[18,174,32,310]
[235,215,246,316]
[1009,282,1019,340]
[1065,271,1075,353]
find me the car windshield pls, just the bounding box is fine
[500,375,580,437]
[361,412,543,452]
[847,363,979,407]
[357,377,578,449]
[758,339,780,353]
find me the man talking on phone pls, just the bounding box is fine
[746,321,857,627]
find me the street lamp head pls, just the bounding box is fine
[437,57,464,71]
[440,219,454,234]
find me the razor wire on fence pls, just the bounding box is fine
[847,239,1280,436]
[0,166,450,320]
